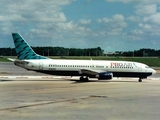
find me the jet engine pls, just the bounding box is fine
[96,72,113,80]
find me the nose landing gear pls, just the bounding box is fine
[138,78,142,82]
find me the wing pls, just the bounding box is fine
[79,69,113,80]
[79,69,106,76]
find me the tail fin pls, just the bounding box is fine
[12,33,49,60]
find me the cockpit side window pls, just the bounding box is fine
[145,66,149,68]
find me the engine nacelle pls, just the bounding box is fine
[96,72,113,80]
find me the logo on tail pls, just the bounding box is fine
[12,33,49,60]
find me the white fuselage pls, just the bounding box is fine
[14,59,156,79]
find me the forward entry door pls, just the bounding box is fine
[39,62,43,70]
[138,67,142,72]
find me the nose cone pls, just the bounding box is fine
[152,69,156,75]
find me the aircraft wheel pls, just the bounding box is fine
[80,76,89,82]
[84,77,89,81]
[80,76,84,81]
[139,78,142,82]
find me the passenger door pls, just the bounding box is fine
[138,67,142,72]
[39,62,43,70]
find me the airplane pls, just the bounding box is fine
[11,33,156,82]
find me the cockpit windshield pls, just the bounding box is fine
[145,66,149,68]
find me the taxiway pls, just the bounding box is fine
[0,62,160,120]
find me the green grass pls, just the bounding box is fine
[1,56,160,67]
[0,57,11,62]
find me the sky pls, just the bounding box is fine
[0,0,160,52]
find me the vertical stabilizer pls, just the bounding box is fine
[12,33,49,60]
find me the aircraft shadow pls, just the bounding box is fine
[70,79,138,84]
[0,78,138,83]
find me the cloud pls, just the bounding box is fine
[1,0,71,22]
[143,13,160,25]
[0,0,75,30]
[105,0,135,3]
[135,4,157,16]
[139,23,152,29]
[98,14,125,23]
[105,0,160,38]
[107,28,123,35]
[127,16,141,22]
[78,19,91,25]
[0,0,93,48]
[131,30,143,35]
[57,21,77,30]
[140,13,160,36]
[105,0,160,4]
[0,0,80,47]
[0,0,90,38]
[57,21,92,36]
[97,14,128,36]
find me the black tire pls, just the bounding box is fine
[80,76,84,81]
[139,78,142,82]
[79,76,89,82]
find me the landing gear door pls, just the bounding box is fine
[39,62,43,70]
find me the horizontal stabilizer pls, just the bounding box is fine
[7,58,16,62]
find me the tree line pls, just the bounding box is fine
[114,48,160,57]
[0,47,160,57]
[0,46,104,56]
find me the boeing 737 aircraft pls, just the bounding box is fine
[11,33,156,82]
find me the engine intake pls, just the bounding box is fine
[96,72,113,80]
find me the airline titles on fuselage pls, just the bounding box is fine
[111,62,134,69]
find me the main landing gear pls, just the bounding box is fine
[80,76,89,82]
[138,78,142,82]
